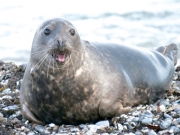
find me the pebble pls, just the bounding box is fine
[35,125,50,134]
[160,118,172,129]
[1,95,12,99]
[70,127,79,132]
[87,124,99,133]
[2,88,11,94]
[128,121,137,129]
[20,132,26,135]
[135,131,143,135]
[158,104,166,112]
[49,123,55,128]
[148,130,157,135]
[141,117,152,125]
[2,105,19,111]
[95,120,109,127]
[0,112,7,122]
[176,118,180,124]
[27,132,35,135]
[132,111,141,116]
[0,62,180,134]
[169,125,180,133]
[164,113,173,119]
[174,107,180,114]
[117,123,123,132]
[141,127,149,133]
[101,133,109,135]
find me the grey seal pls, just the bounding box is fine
[20,18,178,125]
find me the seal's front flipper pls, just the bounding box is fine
[22,104,44,124]
[98,99,131,119]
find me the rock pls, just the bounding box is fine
[2,88,11,94]
[117,123,123,132]
[35,125,50,134]
[0,113,7,122]
[0,62,180,134]
[49,123,55,128]
[160,118,172,129]
[95,120,109,127]
[128,122,137,129]
[148,130,157,135]
[27,132,35,135]
[142,118,152,125]
[132,111,141,116]
[163,113,173,119]
[87,124,99,133]
[135,131,143,135]
[141,127,149,134]
[169,125,180,133]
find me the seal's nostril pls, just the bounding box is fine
[57,40,65,51]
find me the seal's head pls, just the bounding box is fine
[31,18,82,68]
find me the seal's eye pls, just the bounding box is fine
[44,28,51,36]
[69,29,75,36]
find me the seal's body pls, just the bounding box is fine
[20,18,178,125]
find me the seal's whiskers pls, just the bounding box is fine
[33,54,49,69]
[31,49,48,58]
[46,54,52,78]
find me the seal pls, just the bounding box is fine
[20,18,178,125]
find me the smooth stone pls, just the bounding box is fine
[142,118,152,125]
[160,118,172,129]
[141,127,149,133]
[148,130,157,135]
[79,124,88,132]
[174,107,180,114]
[2,88,11,94]
[132,111,141,116]
[169,126,180,133]
[117,123,123,132]
[158,129,169,135]
[126,133,135,135]
[49,123,55,128]
[133,117,139,122]
[95,120,109,127]
[176,118,180,124]
[87,124,99,133]
[20,132,26,135]
[70,128,79,132]
[172,100,180,105]
[126,116,135,122]
[2,105,19,111]
[27,132,35,135]
[128,122,137,129]
[163,113,173,119]
[101,133,109,135]
[139,111,154,122]
[135,131,143,135]
[1,95,12,99]
[35,125,50,134]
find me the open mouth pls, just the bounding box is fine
[52,51,66,63]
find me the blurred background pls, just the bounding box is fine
[0,0,180,65]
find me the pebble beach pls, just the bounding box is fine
[0,61,180,135]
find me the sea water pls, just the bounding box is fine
[0,0,180,64]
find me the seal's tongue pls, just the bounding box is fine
[56,54,65,62]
